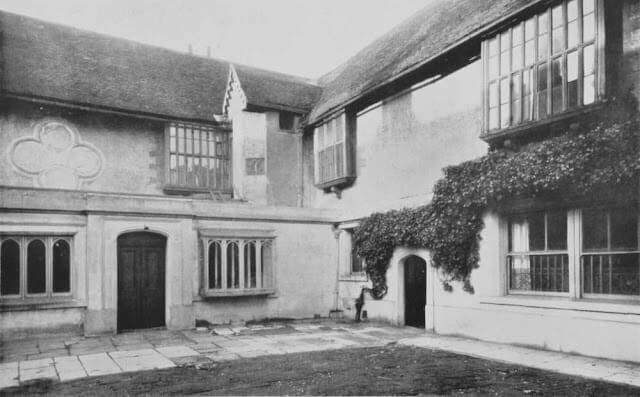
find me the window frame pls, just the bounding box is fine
[482,0,605,136]
[313,112,356,190]
[199,229,276,298]
[278,112,296,131]
[164,122,233,194]
[506,211,570,297]
[580,207,640,300]
[338,227,368,281]
[0,235,73,302]
[503,206,640,302]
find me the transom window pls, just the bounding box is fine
[0,236,72,299]
[484,0,601,132]
[166,122,232,192]
[201,235,274,296]
[506,206,640,299]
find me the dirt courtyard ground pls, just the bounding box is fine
[2,345,638,396]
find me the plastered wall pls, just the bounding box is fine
[304,60,488,219]
[1,100,164,195]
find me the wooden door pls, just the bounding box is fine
[117,232,166,331]
[404,256,426,328]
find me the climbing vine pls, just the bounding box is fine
[353,109,640,297]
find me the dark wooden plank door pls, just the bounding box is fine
[117,232,166,331]
[404,256,426,328]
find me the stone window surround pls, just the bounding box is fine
[0,222,85,310]
[199,228,276,298]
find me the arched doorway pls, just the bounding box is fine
[117,232,166,331]
[404,255,426,328]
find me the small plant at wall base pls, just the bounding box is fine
[353,110,640,297]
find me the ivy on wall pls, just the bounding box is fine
[353,110,640,297]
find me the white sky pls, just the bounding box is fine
[0,0,429,78]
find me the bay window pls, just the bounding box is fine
[314,113,356,189]
[484,0,603,133]
[506,205,640,300]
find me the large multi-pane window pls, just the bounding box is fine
[0,236,71,299]
[582,208,639,296]
[166,123,232,192]
[314,113,355,188]
[201,236,274,296]
[485,0,601,132]
[508,211,569,294]
[506,206,640,299]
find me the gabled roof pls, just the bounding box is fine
[309,0,536,124]
[232,64,322,114]
[0,11,230,123]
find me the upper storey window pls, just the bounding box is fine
[165,122,232,194]
[484,0,602,133]
[314,113,356,190]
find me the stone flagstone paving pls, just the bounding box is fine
[1,320,639,390]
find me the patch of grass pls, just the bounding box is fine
[2,346,637,396]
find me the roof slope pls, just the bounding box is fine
[233,64,322,113]
[0,11,230,122]
[309,0,534,123]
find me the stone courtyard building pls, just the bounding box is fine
[1,0,640,364]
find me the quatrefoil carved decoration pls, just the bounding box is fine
[9,119,104,189]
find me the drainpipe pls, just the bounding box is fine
[330,224,342,313]
[296,127,304,207]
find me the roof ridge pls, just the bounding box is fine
[233,62,320,87]
[0,9,231,65]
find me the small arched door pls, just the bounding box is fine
[404,255,426,328]
[117,232,166,331]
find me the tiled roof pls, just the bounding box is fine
[1,1,541,124]
[0,11,230,122]
[233,64,322,114]
[309,0,536,123]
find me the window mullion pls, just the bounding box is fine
[46,237,52,297]
[546,8,552,117]
[203,239,210,292]
[606,211,611,251]
[220,240,228,289]
[238,241,245,289]
[256,240,263,289]
[544,212,549,251]
[533,14,539,120]
[562,1,568,112]
[482,40,488,131]
[578,0,584,105]
[497,32,502,127]
[568,209,580,299]
[21,236,26,299]
[595,0,605,100]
